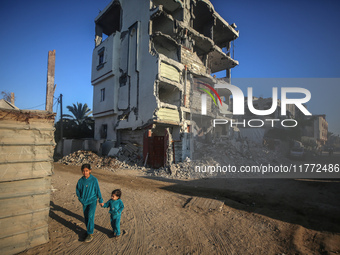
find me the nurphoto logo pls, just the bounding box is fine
[199,82,312,128]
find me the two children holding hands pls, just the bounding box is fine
[76,164,124,242]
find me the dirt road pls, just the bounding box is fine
[19,163,340,255]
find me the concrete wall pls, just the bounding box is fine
[92,77,117,116]
[91,32,120,84]
[94,115,117,141]
[0,109,55,255]
[55,139,103,157]
[92,32,121,119]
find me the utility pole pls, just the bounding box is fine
[60,94,63,157]
[46,50,56,112]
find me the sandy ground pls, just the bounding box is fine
[19,163,340,255]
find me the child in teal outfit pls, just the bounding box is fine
[102,189,124,238]
[76,164,104,242]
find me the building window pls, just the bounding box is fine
[100,88,105,102]
[99,52,104,64]
[100,124,107,139]
[97,47,105,70]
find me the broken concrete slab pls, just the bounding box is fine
[108,147,122,157]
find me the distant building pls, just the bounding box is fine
[231,97,304,122]
[228,96,309,144]
[91,0,239,167]
[304,115,328,146]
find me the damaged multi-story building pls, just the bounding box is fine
[91,0,239,168]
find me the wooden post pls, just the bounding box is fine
[45,50,56,112]
[60,94,63,157]
[10,92,15,105]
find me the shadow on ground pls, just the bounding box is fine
[49,201,112,241]
[142,175,340,234]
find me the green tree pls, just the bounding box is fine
[63,102,92,126]
[54,102,94,141]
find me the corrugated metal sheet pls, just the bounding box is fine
[0,109,55,255]
[160,62,180,83]
[157,108,180,123]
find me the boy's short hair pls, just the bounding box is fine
[112,189,122,198]
[81,163,92,171]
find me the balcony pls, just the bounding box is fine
[208,45,239,73]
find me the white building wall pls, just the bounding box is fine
[93,77,116,115]
[115,0,159,130]
[92,31,121,121]
[92,0,160,138]
[91,32,120,84]
[94,115,117,141]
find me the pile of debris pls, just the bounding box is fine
[195,137,291,167]
[58,136,292,180]
[147,137,292,179]
[58,150,121,170]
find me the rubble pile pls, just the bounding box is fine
[195,137,290,167]
[147,137,291,179]
[58,136,291,180]
[58,150,121,170]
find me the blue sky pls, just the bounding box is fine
[0,0,339,133]
[212,0,340,78]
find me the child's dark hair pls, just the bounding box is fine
[81,164,92,171]
[112,189,122,198]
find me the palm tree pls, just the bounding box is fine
[63,102,92,126]
[60,102,94,139]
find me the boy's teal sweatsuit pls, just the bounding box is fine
[103,199,124,236]
[76,175,103,235]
